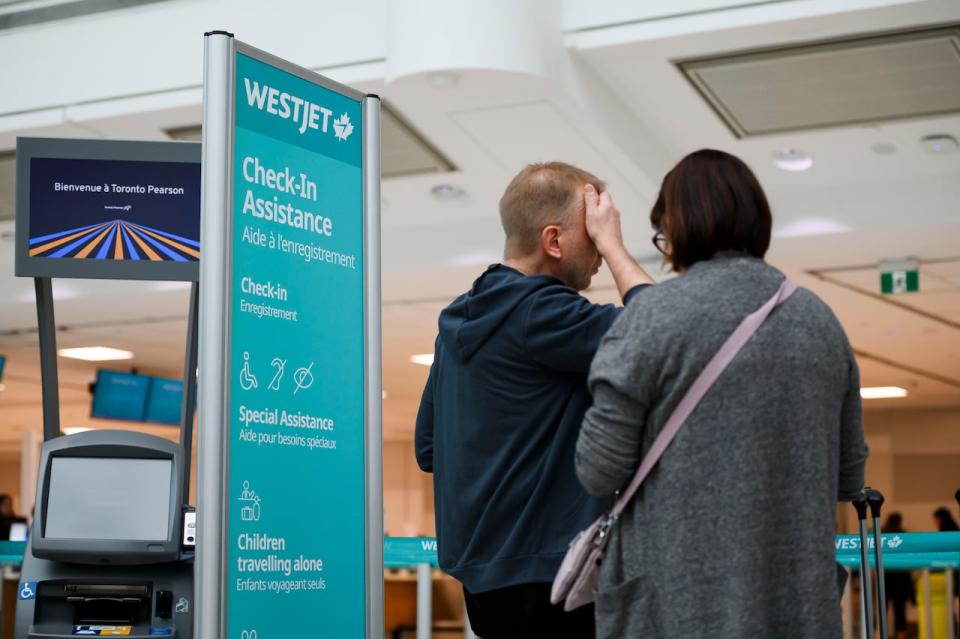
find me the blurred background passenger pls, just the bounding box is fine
[933,506,959,532]
[882,512,913,639]
[0,492,25,540]
[0,493,13,517]
[575,149,869,638]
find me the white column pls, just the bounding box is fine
[464,599,477,639]
[386,0,561,83]
[416,563,432,639]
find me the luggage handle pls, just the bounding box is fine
[853,487,888,639]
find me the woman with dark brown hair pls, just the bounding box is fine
[575,149,869,638]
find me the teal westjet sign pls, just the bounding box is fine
[226,52,366,638]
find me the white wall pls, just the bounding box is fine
[0,452,21,513]
[0,401,191,514]
[863,406,960,533]
[383,405,960,538]
[0,0,387,117]
[383,439,434,537]
[2,0,930,120]
[0,403,955,537]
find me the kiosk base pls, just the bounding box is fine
[14,537,193,639]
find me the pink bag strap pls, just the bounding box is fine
[609,279,798,520]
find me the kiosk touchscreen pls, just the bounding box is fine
[16,430,193,638]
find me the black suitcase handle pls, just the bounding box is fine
[853,487,888,639]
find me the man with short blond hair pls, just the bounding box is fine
[416,161,654,637]
[499,162,606,256]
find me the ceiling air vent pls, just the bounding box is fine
[0,0,167,32]
[167,100,455,179]
[678,25,960,138]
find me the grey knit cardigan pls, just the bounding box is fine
[576,255,868,639]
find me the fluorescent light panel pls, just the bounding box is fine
[410,354,434,366]
[860,386,908,399]
[58,347,134,361]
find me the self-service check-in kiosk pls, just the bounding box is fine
[12,137,202,638]
[15,431,194,637]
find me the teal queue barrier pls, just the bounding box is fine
[2,536,957,639]
[834,531,960,556]
[0,541,25,567]
[837,553,960,571]
[0,535,958,570]
[383,537,440,569]
[834,531,960,571]
[381,534,960,571]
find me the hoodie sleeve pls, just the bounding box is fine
[414,357,437,473]
[523,286,622,373]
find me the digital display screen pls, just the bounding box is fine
[145,377,183,425]
[91,370,149,422]
[27,157,200,264]
[45,457,172,541]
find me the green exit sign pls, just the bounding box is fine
[879,259,920,294]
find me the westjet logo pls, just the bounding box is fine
[243,78,354,141]
[421,540,437,551]
[835,535,903,551]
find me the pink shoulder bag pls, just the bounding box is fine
[551,279,797,611]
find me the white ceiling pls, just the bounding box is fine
[1,0,959,452]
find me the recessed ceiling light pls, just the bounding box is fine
[382,390,388,400]
[772,149,813,172]
[860,386,908,399]
[58,347,134,361]
[430,184,464,200]
[410,354,434,366]
[773,217,851,239]
[919,134,958,155]
[63,427,94,435]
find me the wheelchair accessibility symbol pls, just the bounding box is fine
[18,581,36,600]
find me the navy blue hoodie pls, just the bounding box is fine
[415,264,645,593]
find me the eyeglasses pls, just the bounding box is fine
[652,229,668,255]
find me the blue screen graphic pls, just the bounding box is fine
[145,377,183,425]
[28,157,200,263]
[91,370,150,422]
